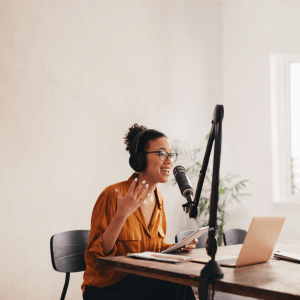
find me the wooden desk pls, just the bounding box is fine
[97,240,300,300]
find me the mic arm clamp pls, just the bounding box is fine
[208,225,218,232]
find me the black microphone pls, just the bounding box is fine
[173,166,194,204]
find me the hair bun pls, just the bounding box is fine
[124,123,148,152]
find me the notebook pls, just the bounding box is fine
[273,251,300,262]
[127,251,192,263]
[217,216,285,267]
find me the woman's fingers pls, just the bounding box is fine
[128,178,138,194]
[137,183,149,202]
[180,239,198,252]
[115,178,150,216]
[191,238,198,245]
[181,244,197,252]
[181,245,196,252]
[133,180,146,197]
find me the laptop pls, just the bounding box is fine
[217,216,286,267]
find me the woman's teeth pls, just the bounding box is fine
[161,169,170,174]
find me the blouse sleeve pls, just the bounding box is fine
[87,187,118,257]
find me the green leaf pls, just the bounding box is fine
[219,188,225,195]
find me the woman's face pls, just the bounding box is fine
[142,137,173,184]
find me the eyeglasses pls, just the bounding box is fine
[144,151,178,163]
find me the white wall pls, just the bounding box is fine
[0,1,222,299]
[222,0,300,240]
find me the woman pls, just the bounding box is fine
[82,124,197,300]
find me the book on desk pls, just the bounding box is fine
[274,251,300,262]
[127,251,192,263]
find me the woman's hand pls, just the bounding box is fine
[115,178,149,219]
[180,238,198,252]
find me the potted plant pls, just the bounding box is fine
[172,139,250,246]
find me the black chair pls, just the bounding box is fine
[221,228,256,299]
[50,230,90,300]
[223,228,247,246]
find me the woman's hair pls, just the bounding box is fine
[124,123,167,153]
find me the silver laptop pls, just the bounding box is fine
[217,216,285,267]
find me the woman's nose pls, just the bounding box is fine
[165,155,173,164]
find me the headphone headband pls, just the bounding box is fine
[130,130,150,155]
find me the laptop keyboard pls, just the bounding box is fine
[217,257,238,265]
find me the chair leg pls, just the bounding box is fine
[175,285,187,300]
[60,272,70,300]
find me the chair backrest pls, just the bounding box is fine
[175,230,208,248]
[50,230,90,273]
[223,228,247,246]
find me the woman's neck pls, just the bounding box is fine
[136,173,157,196]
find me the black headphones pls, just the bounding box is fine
[129,129,151,172]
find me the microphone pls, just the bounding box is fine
[173,166,194,204]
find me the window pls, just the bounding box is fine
[290,63,300,195]
[270,54,300,202]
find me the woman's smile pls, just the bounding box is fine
[160,167,171,175]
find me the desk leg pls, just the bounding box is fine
[175,285,187,300]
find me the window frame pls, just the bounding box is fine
[270,54,300,203]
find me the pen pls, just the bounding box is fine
[151,254,185,260]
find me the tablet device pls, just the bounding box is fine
[161,226,209,254]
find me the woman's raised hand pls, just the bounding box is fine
[115,178,149,219]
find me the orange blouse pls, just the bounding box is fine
[81,175,174,294]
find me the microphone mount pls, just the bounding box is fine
[179,104,224,299]
[182,192,193,213]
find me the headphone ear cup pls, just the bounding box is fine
[129,155,140,172]
[128,129,150,172]
[136,152,146,172]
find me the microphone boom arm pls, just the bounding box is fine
[188,123,215,219]
[183,105,224,300]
